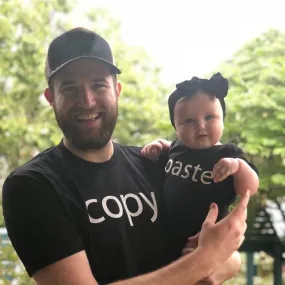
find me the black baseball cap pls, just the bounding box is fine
[45,27,121,82]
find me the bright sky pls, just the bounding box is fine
[78,0,285,85]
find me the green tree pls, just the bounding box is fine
[220,29,285,197]
[0,0,75,171]
[218,29,285,284]
[0,0,73,284]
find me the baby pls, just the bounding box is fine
[141,72,259,255]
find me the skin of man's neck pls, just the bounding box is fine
[63,137,114,163]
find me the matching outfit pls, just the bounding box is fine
[3,139,257,283]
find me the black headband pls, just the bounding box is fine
[168,72,228,127]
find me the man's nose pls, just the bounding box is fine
[79,87,97,109]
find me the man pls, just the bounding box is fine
[2,27,248,285]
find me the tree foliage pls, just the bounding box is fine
[217,29,285,285]
[220,30,285,197]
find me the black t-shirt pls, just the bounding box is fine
[2,142,175,284]
[163,140,258,253]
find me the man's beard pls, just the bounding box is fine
[54,105,118,151]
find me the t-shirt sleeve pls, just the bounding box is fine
[228,144,259,175]
[2,174,85,277]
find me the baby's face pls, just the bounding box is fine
[174,91,224,149]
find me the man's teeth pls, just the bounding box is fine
[77,114,100,120]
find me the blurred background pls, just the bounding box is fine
[1,0,285,284]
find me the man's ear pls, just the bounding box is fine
[116,81,122,99]
[44,88,54,107]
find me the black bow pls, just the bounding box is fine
[175,72,228,99]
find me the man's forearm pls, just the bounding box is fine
[201,251,241,285]
[110,248,213,285]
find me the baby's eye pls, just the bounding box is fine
[185,118,195,124]
[205,115,214,121]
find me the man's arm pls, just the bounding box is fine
[33,242,240,285]
[33,247,210,285]
[2,175,85,278]
[199,250,241,285]
[32,191,249,285]
[33,251,98,285]
[182,235,241,285]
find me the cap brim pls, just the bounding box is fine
[48,56,121,82]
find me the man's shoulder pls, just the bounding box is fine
[7,145,63,181]
[114,143,165,193]
[114,143,145,163]
[115,143,161,165]
[114,142,164,173]
[2,145,66,202]
[115,143,142,155]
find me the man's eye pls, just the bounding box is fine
[93,84,107,90]
[63,87,77,95]
[205,115,213,121]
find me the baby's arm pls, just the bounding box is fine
[213,158,259,197]
[141,139,171,161]
[232,158,259,196]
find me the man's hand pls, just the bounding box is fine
[182,250,241,285]
[197,190,249,273]
[213,158,239,183]
[182,233,241,285]
[200,251,241,285]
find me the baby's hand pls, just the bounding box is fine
[213,158,239,183]
[141,140,164,161]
